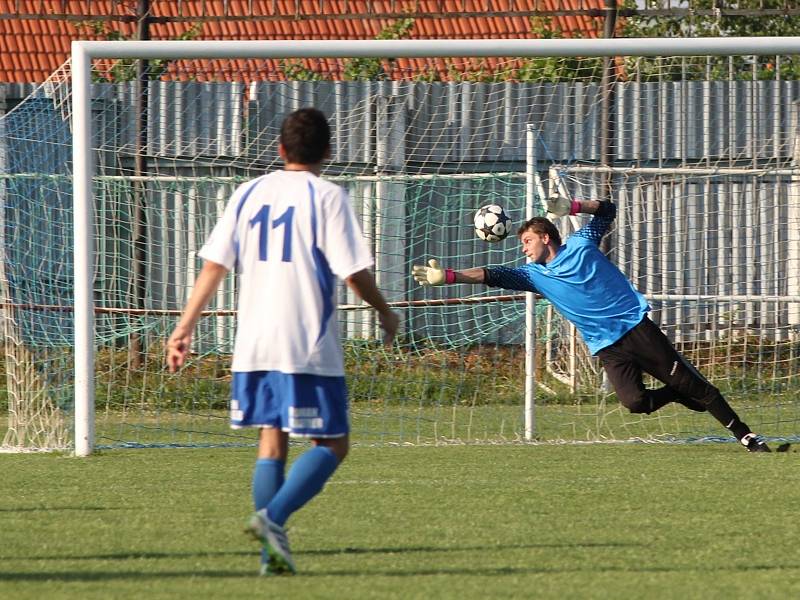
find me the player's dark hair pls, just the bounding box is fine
[279,107,331,165]
[518,217,562,247]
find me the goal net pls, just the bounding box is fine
[1,39,798,452]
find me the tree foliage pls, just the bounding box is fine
[621,0,800,81]
[342,18,415,80]
[81,3,799,84]
[77,21,203,82]
[510,17,604,83]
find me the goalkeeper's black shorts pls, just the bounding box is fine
[597,316,721,410]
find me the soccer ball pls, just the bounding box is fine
[473,204,512,242]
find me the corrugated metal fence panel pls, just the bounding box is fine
[95,80,589,164]
[79,80,800,167]
[249,81,376,168]
[108,81,246,157]
[615,81,800,162]
[405,82,460,165]
[3,80,798,348]
[91,79,800,346]
[1,95,74,346]
[401,82,603,165]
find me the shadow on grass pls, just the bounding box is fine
[302,541,639,556]
[8,541,792,582]
[0,562,796,582]
[0,550,253,561]
[0,570,255,582]
[0,541,637,563]
[0,506,127,513]
[301,563,800,578]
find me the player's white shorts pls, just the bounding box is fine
[230,371,349,438]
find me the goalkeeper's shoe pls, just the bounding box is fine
[741,433,771,453]
[245,509,297,576]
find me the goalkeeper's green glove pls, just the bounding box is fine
[411,259,454,286]
[546,196,581,218]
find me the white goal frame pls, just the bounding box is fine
[72,37,800,456]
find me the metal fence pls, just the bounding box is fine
[1,79,798,351]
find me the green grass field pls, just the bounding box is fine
[2,444,798,599]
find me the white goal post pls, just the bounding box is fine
[71,37,800,456]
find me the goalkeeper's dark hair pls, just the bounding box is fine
[279,107,331,165]
[518,217,562,247]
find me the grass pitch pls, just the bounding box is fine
[1,444,798,600]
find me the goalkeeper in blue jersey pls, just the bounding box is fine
[166,108,400,575]
[412,198,771,452]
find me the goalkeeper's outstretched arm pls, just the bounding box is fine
[451,268,487,284]
[412,258,538,294]
[411,259,486,286]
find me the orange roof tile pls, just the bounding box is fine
[0,0,610,82]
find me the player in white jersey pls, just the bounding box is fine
[166,108,399,575]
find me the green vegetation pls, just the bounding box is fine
[279,18,417,81]
[1,444,797,599]
[342,18,415,81]
[3,333,797,446]
[623,0,800,42]
[621,0,800,80]
[276,5,800,82]
[86,334,799,409]
[75,4,800,84]
[508,16,604,83]
[279,15,608,83]
[77,20,203,82]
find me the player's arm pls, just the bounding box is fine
[573,200,616,245]
[345,268,400,346]
[166,260,229,372]
[550,197,616,246]
[412,259,485,286]
[412,260,537,293]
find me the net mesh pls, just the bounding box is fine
[1,53,798,450]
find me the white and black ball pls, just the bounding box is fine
[473,204,512,243]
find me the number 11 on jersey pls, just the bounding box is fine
[249,204,295,262]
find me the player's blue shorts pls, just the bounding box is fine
[230,371,349,438]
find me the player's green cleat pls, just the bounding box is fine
[245,509,297,576]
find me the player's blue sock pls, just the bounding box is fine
[252,458,285,565]
[266,446,338,527]
[252,458,286,511]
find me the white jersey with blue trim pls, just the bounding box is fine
[198,170,373,375]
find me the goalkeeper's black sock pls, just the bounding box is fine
[705,395,750,441]
[650,386,708,413]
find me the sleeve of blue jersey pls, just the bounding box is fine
[571,202,617,246]
[484,266,538,293]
